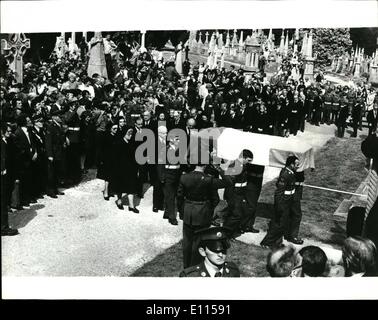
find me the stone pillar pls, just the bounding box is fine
[1,33,30,83]
[87,32,108,78]
[140,30,146,53]
[279,29,285,55]
[301,32,308,57]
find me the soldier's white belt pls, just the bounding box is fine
[291,110,298,113]
[165,165,180,169]
[68,127,80,131]
[234,182,247,187]
[295,182,304,186]
[284,189,295,195]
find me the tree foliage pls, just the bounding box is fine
[301,28,352,69]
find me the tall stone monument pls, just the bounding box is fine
[303,30,314,81]
[0,33,30,83]
[87,32,108,78]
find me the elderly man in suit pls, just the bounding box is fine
[45,113,66,198]
[1,122,19,236]
[14,114,37,207]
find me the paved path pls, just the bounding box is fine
[2,123,340,276]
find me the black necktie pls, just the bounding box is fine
[215,271,222,277]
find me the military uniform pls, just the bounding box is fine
[177,168,233,268]
[322,90,333,124]
[161,144,182,224]
[336,96,349,138]
[179,226,241,277]
[351,94,364,137]
[260,166,298,247]
[223,160,249,236]
[64,107,82,183]
[179,261,240,277]
[331,92,340,124]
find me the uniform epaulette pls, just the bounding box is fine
[181,264,201,276]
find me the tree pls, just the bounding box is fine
[300,28,352,69]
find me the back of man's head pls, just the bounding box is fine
[266,245,296,277]
[299,246,327,277]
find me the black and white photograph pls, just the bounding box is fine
[1,0,378,302]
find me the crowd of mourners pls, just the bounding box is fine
[1,34,377,231]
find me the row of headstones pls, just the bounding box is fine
[188,29,314,75]
[331,48,378,83]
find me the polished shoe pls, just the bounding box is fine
[169,219,178,226]
[47,193,58,199]
[57,191,65,196]
[115,201,124,210]
[243,227,260,234]
[152,208,159,213]
[129,207,139,214]
[29,199,38,204]
[286,237,304,245]
[103,194,110,201]
[1,227,19,236]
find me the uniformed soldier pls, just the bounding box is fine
[351,90,364,138]
[260,155,303,248]
[177,159,233,268]
[244,161,265,233]
[289,170,305,243]
[161,133,182,226]
[322,88,333,125]
[179,226,240,277]
[64,100,82,183]
[331,88,341,124]
[336,95,350,138]
[224,149,259,238]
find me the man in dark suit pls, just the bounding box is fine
[45,113,66,198]
[179,226,240,277]
[1,122,19,236]
[153,125,167,213]
[367,101,378,136]
[49,93,66,116]
[14,114,36,206]
[161,133,182,226]
[214,102,229,127]
[177,161,233,268]
[30,115,47,199]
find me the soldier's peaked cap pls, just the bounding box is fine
[195,226,232,242]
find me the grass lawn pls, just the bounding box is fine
[131,239,269,277]
[256,136,368,247]
[132,135,367,277]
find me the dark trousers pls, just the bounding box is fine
[66,143,81,182]
[95,131,105,168]
[31,157,47,198]
[337,124,346,138]
[287,197,302,239]
[151,166,164,209]
[240,181,262,230]
[352,120,359,137]
[261,196,297,246]
[224,187,247,233]
[1,173,9,230]
[19,169,32,205]
[323,108,331,124]
[47,159,64,195]
[183,223,205,268]
[163,170,180,220]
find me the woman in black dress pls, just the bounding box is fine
[112,126,139,213]
[97,122,118,200]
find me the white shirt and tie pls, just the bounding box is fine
[21,126,32,153]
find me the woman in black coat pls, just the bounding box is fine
[97,122,118,200]
[112,126,139,213]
